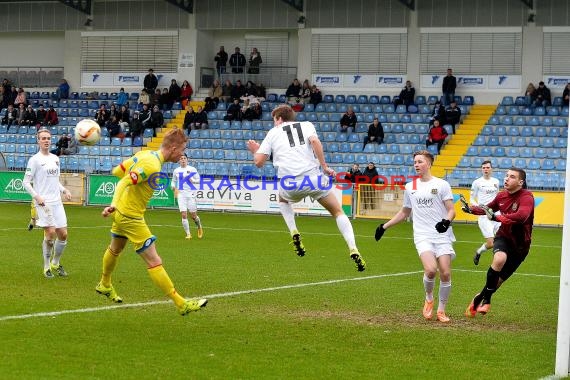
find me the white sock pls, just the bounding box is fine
[477,244,487,254]
[423,274,435,301]
[193,216,202,228]
[182,219,190,235]
[42,239,54,270]
[438,281,452,312]
[51,239,67,266]
[279,202,298,235]
[335,214,356,250]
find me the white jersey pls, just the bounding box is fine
[257,121,320,177]
[23,151,63,205]
[171,165,200,196]
[470,176,500,206]
[403,177,455,244]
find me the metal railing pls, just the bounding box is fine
[0,67,64,88]
[218,65,297,88]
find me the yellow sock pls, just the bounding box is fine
[101,247,120,288]
[147,265,186,308]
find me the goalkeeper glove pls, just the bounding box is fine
[374,224,386,241]
[459,194,471,214]
[435,219,451,233]
[479,205,496,221]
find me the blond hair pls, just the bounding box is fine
[413,150,434,165]
[162,128,187,147]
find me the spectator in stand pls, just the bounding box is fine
[231,80,246,101]
[299,80,311,104]
[244,81,258,97]
[149,105,164,136]
[362,162,379,209]
[139,104,152,132]
[139,89,150,109]
[180,80,193,105]
[444,100,461,134]
[563,83,570,107]
[221,79,233,103]
[339,107,357,133]
[143,68,158,95]
[394,80,416,107]
[152,89,162,109]
[205,79,222,112]
[344,164,363,183]
[426,119,448,154]
[95,104,110,127]
[442,68,456,106]
[1,78,11,103]
[56,79,70,100]
[116,88,128,107]
[109,104,119,120]
[229,47,246,74]
[256,83,267,100]
[534,81,551,107]
[244,102,262,121]
[118,105,130,132]
[22,104,37,126]
[362,117,384,149]
[0,87,4,109]
[2,104,17,131]
[169,79,182,106]
[128,111,143,138]
[105,115,122,138]
[214,46,228,77]
[51,134,69,156]
[8,86,17,105]
[203,97,217,114]
[309,84,322,106]
[45,106,59,126]
[35,104,47,128]
[16,103,26,126]
[285,79,301,104]
[524,82,537,106]
[194,106,208,130]
[248,47,262,74]
[14,88,27,107]
[430,100,446,126]
[158,88,171,111]
[183,105,196,134]
[61,133,78,155]
[224,98,243,121]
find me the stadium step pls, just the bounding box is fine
[431,104,497,177]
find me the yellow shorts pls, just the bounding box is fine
[111,211,156,253]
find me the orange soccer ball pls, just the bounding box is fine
[74,119,101,146]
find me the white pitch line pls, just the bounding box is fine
[0,271,423,322]
[454,268,560,279]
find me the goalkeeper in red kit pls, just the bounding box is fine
[460,167,534,317]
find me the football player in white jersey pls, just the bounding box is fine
[470,160,500,265]
[246,104,366,272]
[374,150,456,323]
[171,154,203,239]
[23,128,72,278]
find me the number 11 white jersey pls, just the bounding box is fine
[257,121,320,178]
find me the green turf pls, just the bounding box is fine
[0,202,562,379]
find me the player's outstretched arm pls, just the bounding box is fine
[375,207,411,242]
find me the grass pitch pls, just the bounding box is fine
[0,202,561,379]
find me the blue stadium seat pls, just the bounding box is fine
[501,96,514,106]
[527,137,540,147]
[323,95,334,103]
[547,148,562,159]
[555,159,566,171]
[369,95,379,104]
[334,95,345,103]
[508,106,520,115]
[542,159,555,170]
[534,148,547,158]
[506,147,519,157]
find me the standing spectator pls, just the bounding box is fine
[231,80,246,101]
[56,79,70,100]
[344,163,363,183]
[214,46,228,77]
[524,82,537,106]
[442,68,456,106]
[361,162,379,209]
[394,80,416,107]
[149,105,164,137]
[426,119,448,153]
[444,100,461,134]
[339,107,357,133]
[14,88,27,107]
[116,88,128,107]
[229,47,246,74]
[248,47,262,74]
[563,82,570,107]
[362,117,384,149]
[430,100,446,126]
[169,79,182,106]
[45,106,59,126]
[95,104,110,127]
[35,104,47,128]
[299,80,311,104]
[374,150,456,323]
[22,104,37,126]
[221,79,233,103]
[3,104,17,131]
[534,81,551,107]
[285,79,301,103]
[143,68,158,95]
[309,85,322,106]
[180,80,193,106]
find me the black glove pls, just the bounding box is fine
[480,205,496,221]
[459,194,471,214]
[435,219,451,233]
[374,224,386,241]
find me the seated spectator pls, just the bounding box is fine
[105,115,122,138]
[444,100,461,134]
[139,89,150,108]
[426,119,448,153]
[244,81,258,97]
[61,134,78,155]
[429,100,446,126]
[95,104,110,127]
[151,89,161,108]
[180,80,193,107]
[299,80,311,104]
[158,88,171,111]
[2,104,17,131]
[116,88,128,107]
[193,106,208,130]
[362,117,384,149]
[231,80,246,101]
[16,103,26,126]
[56,79,70,100]
[139,104,152,132]
[183,105,196,133]
[344,163,363,183]
[309,85,322,106]
[534,81,551,107]
[394,80,415,107]
[362,162,379,209]
[8,86,17,105]
[285,79,301,104]
[149,105,164,136]
[224,98,243,121]
[221,79,233,103]
[207,79,222,105]
[45,106,59,126]
[524,82,537,105]
[22,105,37,126]
[169,79,182,106]
[118,105,130,131]
[14,88,26,107]
[339,107,357,133]
[35,104,47,128]
[50,134,69,156]
[244,102,262,121]
[0,87,4,110]
[256,83,267,100]
[128,111,144,138]
[563,82,570,107]
[108,104,119,120]
[204,96,218,113]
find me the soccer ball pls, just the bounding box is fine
[75,119,101,146]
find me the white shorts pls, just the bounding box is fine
[36,202,67,229]
[177,193,197,213]
[278,173,332,203]
[478,216,500,238]
[415,240,455,259]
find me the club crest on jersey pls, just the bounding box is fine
[130,171,138,184]
[431,188,438,194]
[512,202,518,211]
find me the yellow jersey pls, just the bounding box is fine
[111,150,164,218]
